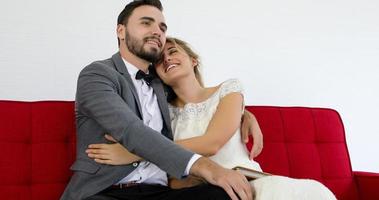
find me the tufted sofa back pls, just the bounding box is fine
[0,101,76,200]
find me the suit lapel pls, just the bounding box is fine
[111,52,143,117]
[151,78,173,140]
[111,53,172,139]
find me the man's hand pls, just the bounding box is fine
[241,110,263,159]
[190,157,253,200]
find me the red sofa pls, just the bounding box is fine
[0,101,378,200]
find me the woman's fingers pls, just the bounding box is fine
[94,158,112,165]
[105,134,117,142]
[87,153,108,159]
[86,148,108,155]
[88,143,108,149]
[240,112,251,143]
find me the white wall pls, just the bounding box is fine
[1,0,378,172]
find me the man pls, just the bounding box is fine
[61,1,262,200]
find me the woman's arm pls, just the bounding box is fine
[86,134,142,165]
[168,94,243,189]
[175,92,244,156]
[86,92,243,164]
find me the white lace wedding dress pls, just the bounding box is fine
[169,79,336,200]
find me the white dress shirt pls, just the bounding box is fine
[117,59,200,186]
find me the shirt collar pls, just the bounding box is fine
[122,58,150,79]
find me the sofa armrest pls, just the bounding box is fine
[354,171,379,200]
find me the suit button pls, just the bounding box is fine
[132,162,139,167]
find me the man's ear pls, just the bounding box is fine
[117,24,126,41]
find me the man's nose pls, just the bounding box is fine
[151,25,163,38]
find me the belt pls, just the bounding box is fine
[111,182,140,189]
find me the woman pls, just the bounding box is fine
[86,37,336,200]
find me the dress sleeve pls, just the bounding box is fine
[219,79,245,113]
[219,79,244,99]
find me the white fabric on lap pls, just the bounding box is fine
[251,176,336,200]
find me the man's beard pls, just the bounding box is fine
[124,31,161,63]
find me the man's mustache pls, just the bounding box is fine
[144,36,162,47]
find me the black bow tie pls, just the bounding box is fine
[135,70,155,86]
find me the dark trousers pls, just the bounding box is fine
[85,184,230,200]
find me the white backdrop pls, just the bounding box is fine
[1,0,378,172]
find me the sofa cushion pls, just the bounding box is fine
[246,106,359,200]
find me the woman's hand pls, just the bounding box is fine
[86,134,141,165]
[241,110,263,159]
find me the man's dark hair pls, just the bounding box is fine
[117,0,163,46]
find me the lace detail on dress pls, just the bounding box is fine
[169,103,208,121]
[169,79,244,121]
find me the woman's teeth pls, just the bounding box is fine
[165,64,177,72]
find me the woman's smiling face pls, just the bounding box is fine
[155,41,198,86]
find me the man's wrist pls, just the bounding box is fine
[184,154,202,176]
[189,156,217,179]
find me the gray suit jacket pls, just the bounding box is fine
[60,52,194,200]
